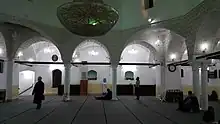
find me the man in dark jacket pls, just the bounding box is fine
[32,76,45,109]
[177,91,200,112]
[95,89,112,100]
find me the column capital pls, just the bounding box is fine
[111,63,118,69]
[64,62,72,68]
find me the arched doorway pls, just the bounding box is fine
[52,69,62,88]
[19,70,35,96]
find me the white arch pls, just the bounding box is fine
[15,37,62,62]
[124,28,187,62]
[72,39,111,62]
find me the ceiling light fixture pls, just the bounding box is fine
[128,49,138,54]
[44,48,52,53]
[155,40,160,46]
[27,58,34,62]
[74,58,81,62]
[57,0,119,37]
[17,51,23,57]
[170,53,177,61]
[200,42,209,53]
[88,50,99,56]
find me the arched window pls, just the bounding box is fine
[88,70,97,80]
[125,71,134,80]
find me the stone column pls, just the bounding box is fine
[160,62,166,94]
[192,62,200,106]
[201,62,208,110]
[111,64,117,100]
[63,63,71,102]
[6,59,13,101]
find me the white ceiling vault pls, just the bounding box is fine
[0,0,219,63]
[0,0,204,30]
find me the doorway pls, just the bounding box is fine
[52,69,62,88]
[19,70,35,96]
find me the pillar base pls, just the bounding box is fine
[111,97,118,101]
[63,95,71,102]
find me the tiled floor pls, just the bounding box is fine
[0,96,219,124]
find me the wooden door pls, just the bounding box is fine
[52,69,62,88]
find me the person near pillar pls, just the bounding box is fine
[95,88,112,100]
[32,76,45,109]
[135,77,140,100]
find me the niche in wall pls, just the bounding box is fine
[0,60,4,73]
[125,71,134,80]
[88,70,97,80]
[52,69,62,88]
[181,69,184,78]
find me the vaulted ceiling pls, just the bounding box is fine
[0,0,204,30]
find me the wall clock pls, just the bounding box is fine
[168,65,176,72]
[52,55,58,62]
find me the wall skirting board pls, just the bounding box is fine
[57,84,156,96]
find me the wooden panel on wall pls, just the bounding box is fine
[58,85,80,95]
[117,85,156,96]
[80,80,88,95]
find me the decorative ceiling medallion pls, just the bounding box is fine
[57,0,119,37]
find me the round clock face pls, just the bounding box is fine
[168,65,176,72]
[52,55,58,62]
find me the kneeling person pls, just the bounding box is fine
[95,89,112,100]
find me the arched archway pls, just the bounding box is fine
[121,28,188,96]
[72,39,111,94]
[52,69,62,88]
[15,37,63,95]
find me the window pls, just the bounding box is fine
[88,70,97,80]
[125,71,134,80]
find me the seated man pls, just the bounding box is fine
[95,89,112,100]
[177,91,200,112]
[203,106,215,123]
[209,91,218,101]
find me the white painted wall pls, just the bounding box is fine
[181,66,193,86]
[0,61,7,89]
[165,66,182,89]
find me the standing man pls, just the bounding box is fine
[32,76,45,109]
[135,77,140,100]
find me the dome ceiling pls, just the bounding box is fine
[0,0,203,30]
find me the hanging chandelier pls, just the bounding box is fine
[57,0,119,37]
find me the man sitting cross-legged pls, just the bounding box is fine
[95,88,112,100]
[177,91,200,113]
